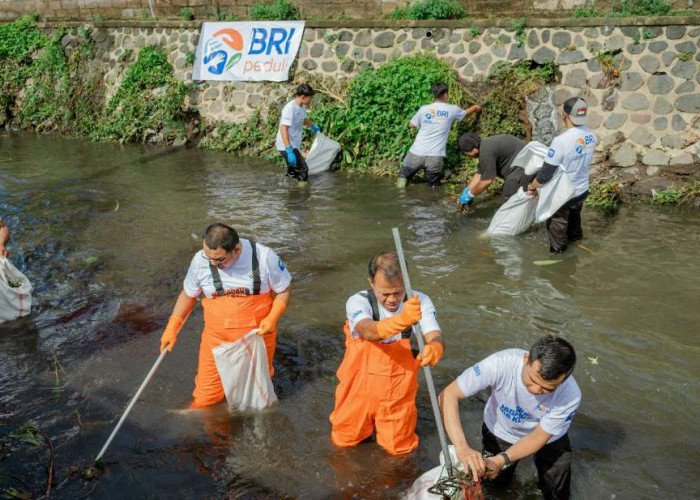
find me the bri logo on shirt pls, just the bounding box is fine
[473,364,481,376]
[424,109,449,120]
[547,148,555,158]
[499,403,537,423]
[278,258,286,271]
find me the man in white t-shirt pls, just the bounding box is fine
[0,218,10,256]
[527,97,597,253]
[440,336,580,500]
[275,83,321,184]
[330,251,444,455]
[397,82,481,188]
[159,223,292,408]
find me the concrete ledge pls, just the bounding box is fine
[27,15,700,30]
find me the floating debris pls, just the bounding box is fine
[533,260,562,266]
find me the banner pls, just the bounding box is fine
[193,21,305,82]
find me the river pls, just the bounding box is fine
[0,133,698,499]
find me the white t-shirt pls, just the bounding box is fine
[275,99,307,151]
[409,102,467,157]
[546,126,597,197]
[183,239,292,299]
[346,290,441,344]
[457,348,581,444]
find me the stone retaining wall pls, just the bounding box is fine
[28,18,700,173]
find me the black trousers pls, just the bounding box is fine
[501,166,536,203]
[280,148,309,181]
[482,423,572,500]
[545,192,587,253]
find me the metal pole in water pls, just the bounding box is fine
[95,348,168,463]
[392,228,453,473]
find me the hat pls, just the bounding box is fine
[563,97,588,126]
[458,133,480,152]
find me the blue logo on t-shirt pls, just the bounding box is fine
[547,148,555,158]
[565,410,577,422]
[278,258,286,271]
[499,403,536,423]
[473,364,481,376]
[351,310,363,319]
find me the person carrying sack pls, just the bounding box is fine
[275,83,322,184]
[159,223,292,408]
[526,98,597,253]
[329,251,444,455]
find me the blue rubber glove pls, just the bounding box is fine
[458,187,474,205]
[311,123,321,134]
[285,146,297,166]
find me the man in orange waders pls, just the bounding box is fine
[330,251,444,455]
[159,223,292,408]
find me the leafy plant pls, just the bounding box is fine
[216,10,238,21]
[186,50,196,65]
[469,25,481,37]
[652,181,700,205]
[390,0,466,20]
[572,5,601,17]
[585,182,622,210]
[180,7,194,21]
[249,0,300,21]
[632,33,640,44]
[676,52,693,62]
[478,60,557,137]
[618,0,670,16]
[596,49,621,80]
[510,17,527,47]
[95,46,189,144]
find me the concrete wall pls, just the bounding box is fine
[3,0,697,21]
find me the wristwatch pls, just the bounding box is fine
[499,451,513,470]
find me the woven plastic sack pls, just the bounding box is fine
[405,445,466,500]
[487,188,538,236]
[0,256,32,323]
[306,133,341,175]
[535,169,575,223]
[212,330,278,412]
[511,140,549,175]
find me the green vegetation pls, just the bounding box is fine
[249,0,300,21]
[469,26,481,37]
[510,17,527,47]
[94,46,189,144]
[642,28,659,39]
[200,107,282,159]
[180,7,194,21]
[310,53,472,175]
[572,0,672,17]
[390,0,466,20]
[585,182,622,210]
[677,52,693,62]
[596,49,621,80]
[186,50,196,65]
[652,181,700,205]
[216,10,239,21]
[478,60,557,137]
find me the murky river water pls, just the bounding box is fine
[1,133,699,499]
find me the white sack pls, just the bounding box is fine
[487,188,538,236]
[306,133,341,175]
[0,256,32,323]
[404,445,463,500]
[535,169,575,223]
[511,141,549,175]
[212,330,278,412]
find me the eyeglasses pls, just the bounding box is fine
[203,253,229,264]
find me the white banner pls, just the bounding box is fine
[193,21,305,82]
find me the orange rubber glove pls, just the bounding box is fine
[160,315,184,352]
[376,294,422,340]
[418,341,444,367]
[258,300,287,336]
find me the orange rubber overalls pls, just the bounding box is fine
[330,291,420,455]
[191,242,276,408]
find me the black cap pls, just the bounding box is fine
[563,97,588,126]
[458,133,480,152]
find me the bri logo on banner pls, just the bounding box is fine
[203,26,298,76]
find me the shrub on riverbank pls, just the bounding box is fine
[652,181,700,206]
[390,0,467,20]
[93,46,190,144]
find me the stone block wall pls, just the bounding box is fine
[35,18,700,170]
[3,0,697,21]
